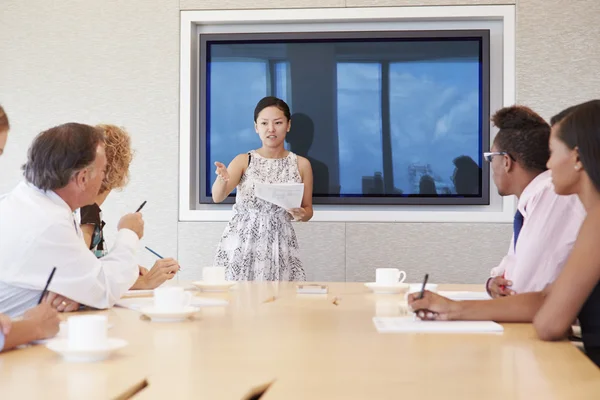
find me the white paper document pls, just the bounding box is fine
[116,297,228,310]
[373,317,504,334]
[255,182,304,210]
[437,291,491,301]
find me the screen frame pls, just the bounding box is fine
[197,29,490,206]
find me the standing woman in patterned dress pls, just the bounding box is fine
[212,96,313,281]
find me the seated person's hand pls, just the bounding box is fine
[131,258,180,290]
[0,313,12,335]
[118,212,145,239]
[44,292,80,312]
[23,303,60,340]
[487,276,515,298]
[407,291,458,321]
[287,208,305,221]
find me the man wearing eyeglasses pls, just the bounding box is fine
[483,106,585,298]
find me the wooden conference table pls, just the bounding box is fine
[1,282,599,399]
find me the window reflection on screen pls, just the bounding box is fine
[389,61,481,196]
[337,63,384,196]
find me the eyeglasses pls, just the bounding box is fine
[483,151,515,162]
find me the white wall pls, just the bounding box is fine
[1,0,599,283]
[0,0,180,268]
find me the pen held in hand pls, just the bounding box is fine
[135,200,147,213]
[144,246,182,271]
[412,273,431,318]
[38,266,57,305]
[418,273,429,300]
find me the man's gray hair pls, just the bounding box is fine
[23,123,105,191]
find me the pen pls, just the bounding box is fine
[38,266,57,304]
[145,246,182,272]
[413,273,430,318]
[144,246,163,259]
[417,273,429,300]
[499,272,506,292]
[135,201,147,213]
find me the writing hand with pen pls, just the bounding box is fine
[487,276,516,298]
[125,202,180,290]
[125,202,181,290]
[407,273,456,321]
[407,291,459,321]
[131,244,182,290]
[38,267,79,312]
[132,258,180,290]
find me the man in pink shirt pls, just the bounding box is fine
[484,106,586,298]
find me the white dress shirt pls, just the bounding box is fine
[490,171,586,293]
[0,182,139,317]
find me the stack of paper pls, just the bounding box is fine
[437,291,491,301]
[373,317,504,334]
[116,297,228,311]
[255,182,304,209]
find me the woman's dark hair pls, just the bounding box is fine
[550,104,580,126]
[491,105,550,172]
[23,123,105,191]
[557,99,600,192]
[254,96,291,122]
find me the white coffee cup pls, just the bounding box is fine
[203,266,226,283]
[67,315,108,350]
[154,287,192,311]
[375,268,407,285]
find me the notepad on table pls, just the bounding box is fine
[373,317,503,334]
[437,291,491,301]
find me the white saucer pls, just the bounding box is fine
[365,282,410,294]
[139,306,200,322]
[191,281,236,292]
[46,338,127,362]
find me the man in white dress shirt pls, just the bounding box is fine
[0,122,144,317]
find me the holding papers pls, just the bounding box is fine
[255,182,304,210]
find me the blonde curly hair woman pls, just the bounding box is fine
[98,123,133,195]
[80,124,180,290]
